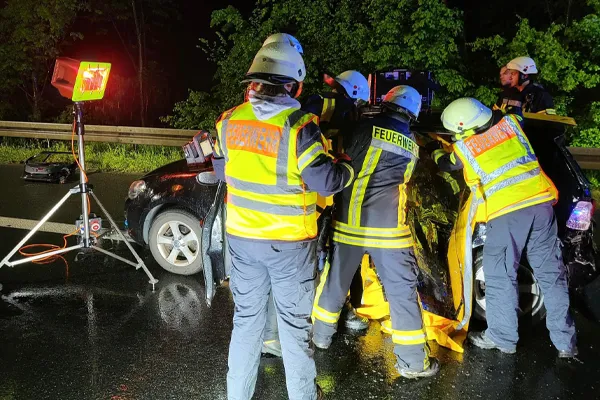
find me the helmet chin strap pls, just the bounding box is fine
[287,82,303,98]
[518,73,531,86]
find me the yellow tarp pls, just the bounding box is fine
[354,190,478,353]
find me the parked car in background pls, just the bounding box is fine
[22,151,78,184]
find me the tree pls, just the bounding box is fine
[0,0,83,121]
[164,0,600,148]
[163,0,467,129]
[89,0,178,126]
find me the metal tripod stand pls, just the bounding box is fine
[0,102,158,289]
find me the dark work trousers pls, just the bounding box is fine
[264,265,363,344]
[482,201,577,351]
[312,241,429,371]
[227,237,318,400]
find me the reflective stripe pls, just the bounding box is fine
[298,142,325,172]
[339,162,355,188]
[349,147,381,225]
[225,176,304,195]
[432,149,446,163]
[275,111,296,185]
[228,193,315,216]
[312,305,341,324]
[312,259,341,324]
[484,167,540,197]
[218,118,230,159]
[480,155,537,185]
[392,329,427,345]
[332,231,414,249]
[332,221,411,237]
[488,193,555,220]
[371,138,419,160]
[321,97,335,122]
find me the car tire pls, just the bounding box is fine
[148,210,203,275]
[472,248,546,325]
[59,168,70,184]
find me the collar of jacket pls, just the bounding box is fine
[248,90,301,121]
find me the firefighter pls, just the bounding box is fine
[303,69,371,331]
[212,42,354,400]
[303,70,370,144]
[257,32,306,360]
[496,56,556,115]
[430,97,577,357]
[311,85,440,379]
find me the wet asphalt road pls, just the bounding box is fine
[0,164,599,400]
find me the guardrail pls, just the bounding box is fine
[0,121,197,147]
[1,120,600,169]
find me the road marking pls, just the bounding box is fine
[0,216,133,242]
[0,216,74,235]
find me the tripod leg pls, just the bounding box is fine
[89,191,158,287]
[0,188,76,268]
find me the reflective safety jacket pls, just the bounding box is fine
[435,114,557,221]
[332,115,418,249]
[213,99,354,242]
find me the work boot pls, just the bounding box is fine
[343,306,369,331]
[468,331,516,354]
[261,339,282,357]
[396,357,440,379]
[558,347,579,359]
[312,334,332,350]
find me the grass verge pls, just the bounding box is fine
[0,138,183,174]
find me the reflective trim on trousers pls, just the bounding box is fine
[331,221,411,237]
[228,193,316,216]
[332,231,414,249]
[312,304,341,324]
[392,329,427,345]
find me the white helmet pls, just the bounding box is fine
[328,70,369,102]
[262,33,303,55]
[245,42,306,84]
[506,56,538,75]
[382,85,422,119]
[441,97,493,134]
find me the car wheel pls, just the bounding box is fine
[472,248,546,325]
[59,168,70,184]
[148,210,203,275]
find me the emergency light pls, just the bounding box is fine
[51,57,111,101]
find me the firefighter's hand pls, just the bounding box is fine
[333,152,352,163]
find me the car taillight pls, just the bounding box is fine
[566,201,593,231]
